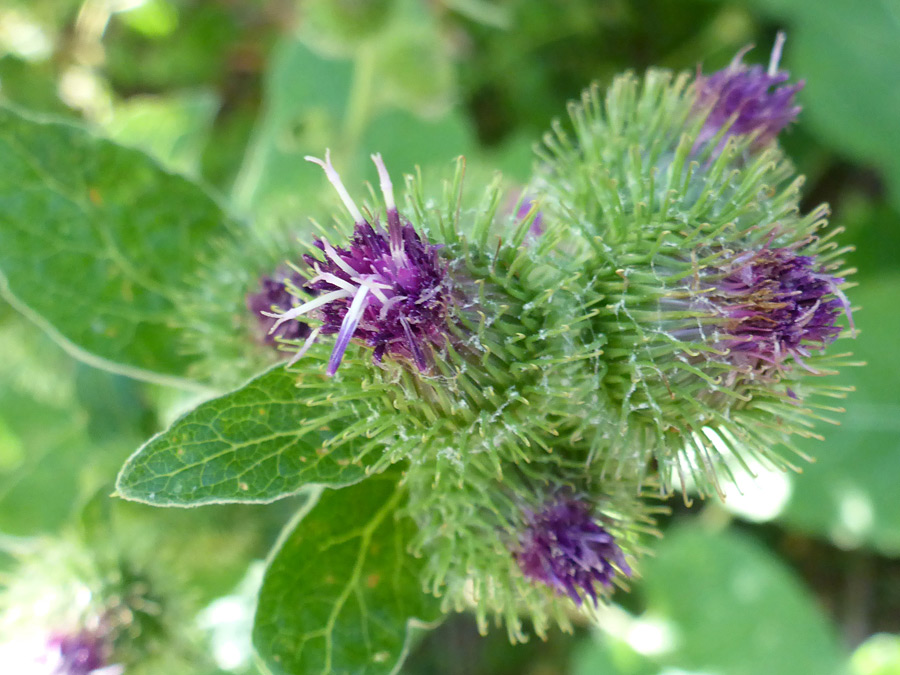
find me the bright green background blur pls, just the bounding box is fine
[1,1,898,673]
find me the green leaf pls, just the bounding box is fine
[118,0,179,38]
[79,490,275,609]
[780,275,900,554]
[640,523,847,675]
[0,316,137,535]
[791,6,900,211]
[232,39,352,219]
[851,633,900,675]
[570,638,643,675]
[368,0,456,118]
[300,0,394,55]
[359,107,474,179]
[0,392,87,535]
[233,35,474,224]
[0,56,71,116]
[0,107,231,385]
[253,476,443,675]
[115,365,370,506]
[74,363,155,442]
[105,90,219,175]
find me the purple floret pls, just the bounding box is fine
[269,151,451,375]
[517,496,630,605]
[48,631,108,675]
[695,32,803,149]
[713,246,851,368]
[303,219,450,375]
[246,272,312,344]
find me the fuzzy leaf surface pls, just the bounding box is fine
[116,366,369,506]
[0,107,229,383]
[253,475,442,675]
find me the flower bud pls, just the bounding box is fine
[691,242,850,375]
[517,494,631,605]
[0,538,200,675]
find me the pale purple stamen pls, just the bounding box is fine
[304,149,364,223]
[328,285,370,375]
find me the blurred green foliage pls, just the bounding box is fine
[0,0,898,673]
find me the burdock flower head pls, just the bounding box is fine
[695,32,803,149]
[517,495,631,605]
[527,50,856,496]
[706,243,852,372]
[268,151,451,375]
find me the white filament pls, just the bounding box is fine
[264,289,352,332]
[286,327,321,366]
[371,152,396,211]
[768,31,787,77]
[305,149,364,223]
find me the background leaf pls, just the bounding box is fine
[253,475,443,675]
[734,0,900,209]
[0,107,231,384]
[233,27,472,225]
[231,39,353,219]
[0,315,139,535]
[780,276,900,554]
[104,90,219,175]
[116,365,370,506]
[638,523,847,675]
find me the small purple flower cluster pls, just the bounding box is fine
[246,271,311,344]
[695,32,803,149]
[47,630,114,675]
[266,152,451,375]
[517,496,630,604]
[302,219,449,375]
[712,245,851,369]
